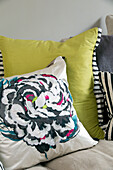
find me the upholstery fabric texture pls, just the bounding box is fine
[44,140,113,170]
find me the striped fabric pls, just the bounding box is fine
[0,162,5,170]
[0,50,4,77]
[92,28,108,131]
[99,71,113,140]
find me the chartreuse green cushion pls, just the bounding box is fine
[0,28,104,139]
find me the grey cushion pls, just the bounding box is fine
[96,35,113,72]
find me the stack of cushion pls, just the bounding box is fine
[0,27,108,169]
[0,28,104,139]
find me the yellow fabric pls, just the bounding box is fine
[0,28,104,139]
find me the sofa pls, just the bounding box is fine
[0,15,113,170]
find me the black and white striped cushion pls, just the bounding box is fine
[0,50,4,77]
[99,71,113,140]
[0,161,5,170]
[92,29,109,131]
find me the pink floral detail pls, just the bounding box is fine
[26,94,34,102]
[42,74,57,80]
[39,81,43,85]
[24,106,27,111]
[45,95,49,100]
[66,129,74,137]
[70,113,72,117]
[40,136,46,140]
[67,98,69,102]
[17,79,23,82]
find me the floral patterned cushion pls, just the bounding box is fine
[0,56,98,170]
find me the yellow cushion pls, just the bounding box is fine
[0,28,104,139]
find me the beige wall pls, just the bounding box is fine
[0,0,113,41]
